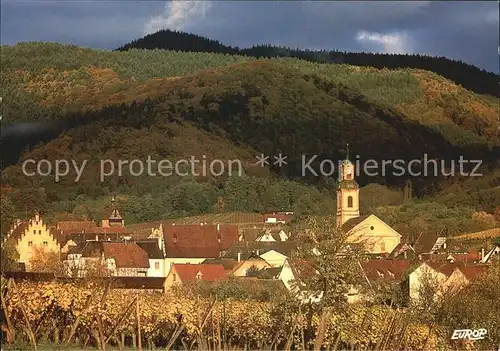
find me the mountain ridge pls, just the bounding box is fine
[117,29,499,97]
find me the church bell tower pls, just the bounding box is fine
[336,144,360,228]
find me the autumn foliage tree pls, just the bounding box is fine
[28,246,66,276]
[293,216,367,350]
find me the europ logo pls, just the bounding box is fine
[451,328,488,341]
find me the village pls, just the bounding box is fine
[2,158,499,305]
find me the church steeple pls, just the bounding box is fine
[102,196,124,228]
[336,145,360,228]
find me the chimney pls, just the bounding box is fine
[95,234,98,241]
[237,252,241,262]
[481,248,485,260]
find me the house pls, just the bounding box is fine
[355,259,414,304]
[202,258,239,271]
[230,253,272,277]
[135,239,166,277]
[4,212,62,271]
[222,241,296,267]
[126,221,164,240]
[263,212,293,224]
[481,244,500,263]
[336,158,401,254]
[361,259,412,282]
[278,258,322,303]
[162,223,239,275]
[443,265,489,294]
[413,232,447,255]
[407,262,460,301]
[255,229,290,242]
[164,263,227,288]
[389,242,417,260]
[256,267,282,279]
[445,249,482,264]
[64,241,150,277]
[57,220,97,233]
[58,226,130,253]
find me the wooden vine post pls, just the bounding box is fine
[136,292,142,350]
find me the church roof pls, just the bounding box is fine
[341,215,370,232]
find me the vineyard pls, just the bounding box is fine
[454,228,500,241]
[173,212,264,226]
[0,279,480,350]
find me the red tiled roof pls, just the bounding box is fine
[172,264,228,282]
[361,259,412,280]
[449,250,482,262]
[102,242,150,269]
[57,221,97,232]
[457,266,489,280]
[163,224,238,258]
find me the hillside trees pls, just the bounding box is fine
[0,194,19,271]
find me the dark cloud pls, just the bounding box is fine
[1,1,498,72]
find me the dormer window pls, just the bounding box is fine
[173,233,178,243]
[196,271,203,280]
[376,270,384,278]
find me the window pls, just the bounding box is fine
[370,226,374,230]
[173,273,176,282]
[38,230,42,235]
[43,241,48,246]
[155,262,160,270]
[347,196,353,208]
[196,272,203,280]
[33,230,36,235]
[28,241,33,246]
[380,241,386,252]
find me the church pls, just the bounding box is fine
[336,157,401,254]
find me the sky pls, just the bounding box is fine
[1,1,498,73]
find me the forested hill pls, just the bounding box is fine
[117,29,499,97]
[1,42,499,226]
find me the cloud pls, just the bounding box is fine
[356,30,411,54]
[144,0,212,34]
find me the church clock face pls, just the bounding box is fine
[346,169,352,175]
